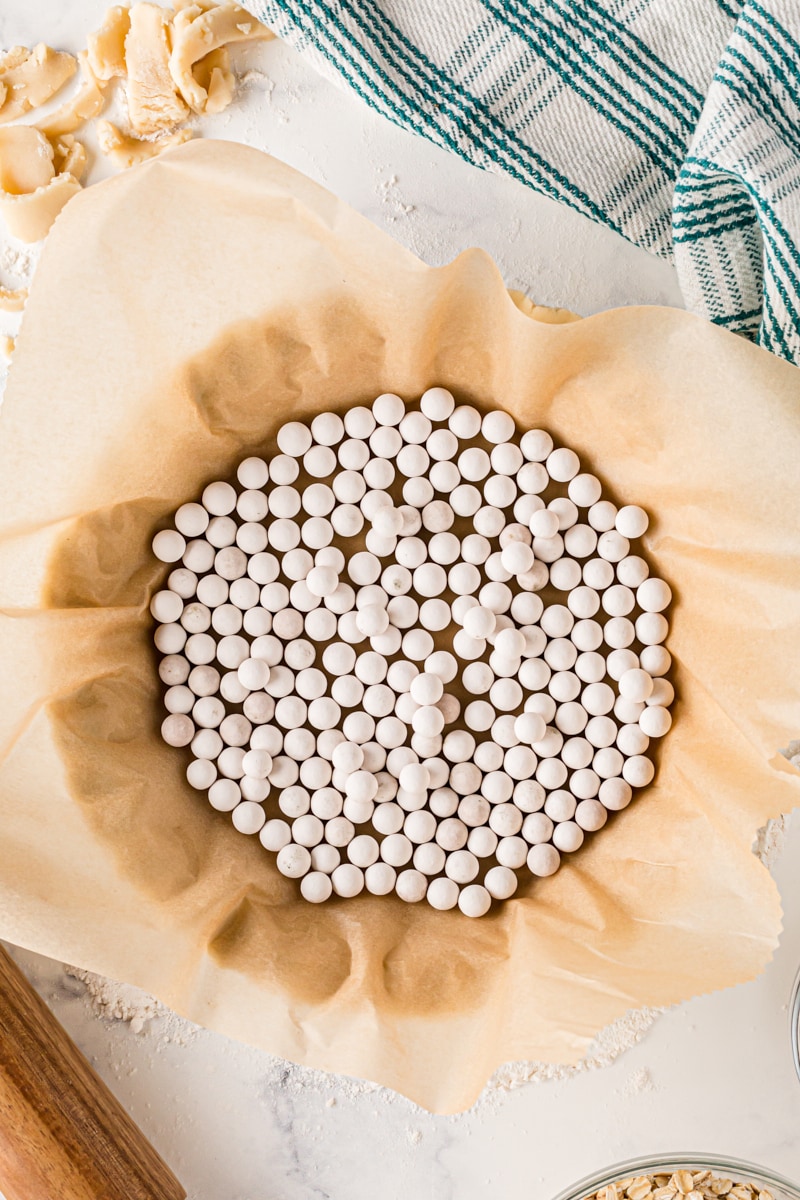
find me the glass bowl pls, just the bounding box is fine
[790,966,800,1085]
[553,1156,800,1200]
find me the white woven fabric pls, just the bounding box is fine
[241,0,800,363]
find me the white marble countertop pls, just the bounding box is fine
[2,5,800,1199]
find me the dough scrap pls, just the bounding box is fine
[0,47,33,82]
[0,126,55,195]
[0,126,82,242]
[96,119,193,169]
[52,134,88,182]
[0,288,27,313]
[0,333,15,359]
[125,3,189,136]
[87,5,132,81]
[0,44,77,124]
[169,3,273,112]
[193,46,235,115]
[0,171,82,242]
[36,52,107,139]
[0,3,276,234]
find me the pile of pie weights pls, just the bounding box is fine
[152,388,673,918]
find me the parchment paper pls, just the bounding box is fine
[0,140,799,1113]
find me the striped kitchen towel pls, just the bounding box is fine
[240,0,800,365]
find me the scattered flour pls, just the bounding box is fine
[62,961,662,1103]
[64,966,198,1045]
[487,1006,662,1093]
[754,814,791,870]
[0,238,37,286]
[0,239,37,388]
[239,67,274,94]
[59,814,791,1106]
[375,172,415,223]
[621,1066,654,1097]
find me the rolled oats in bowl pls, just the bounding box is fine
[555,1158,800,1200]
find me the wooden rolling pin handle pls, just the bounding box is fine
[0,945,185,1200]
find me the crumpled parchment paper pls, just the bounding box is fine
[0,140,798,1112]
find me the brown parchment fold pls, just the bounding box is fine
[0,140,799,1113]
